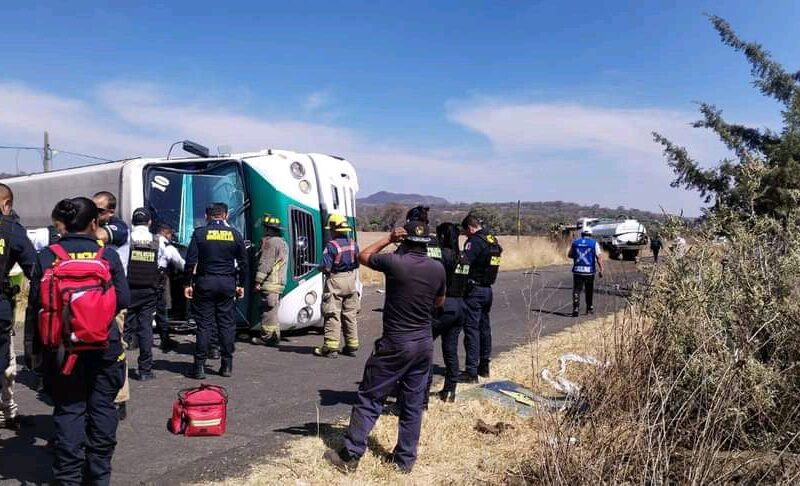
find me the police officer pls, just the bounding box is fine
[122,208,163,381]
[184,203,247,379]
[460,213,502,382]
[425,222,469,404]
[0,184,37,430]
[323,220,446,474]
[92,191,131,419]
[252,214,288,347]
[32,197,130,485]
[154,223,184,352]
[569,227,604,317]
[314,214,360,358]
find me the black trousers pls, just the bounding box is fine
[193,275,236,365]
[155,281,169,335]
[572,273,595,310]
[652,247,660,263]
[463,286,493,375]
[426,297,465,398]
[123,288,158,373]
[47,351,125,486]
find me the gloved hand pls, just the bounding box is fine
[598,271,604,279]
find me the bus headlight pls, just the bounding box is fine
[299,180,312,194]
[290,161,306,179]
[297,306,313,324]
[305,291,317,305]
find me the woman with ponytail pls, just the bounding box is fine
[31,197,130,486]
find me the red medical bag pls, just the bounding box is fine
[168,384,228,437]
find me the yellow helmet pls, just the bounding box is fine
[262,213,284,230]
[327,213,352,233]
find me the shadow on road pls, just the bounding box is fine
[0,414,54,484]
[319,389,358,406]
[152,359,192,376]
[531,309,575,317]
[277,345,318,356]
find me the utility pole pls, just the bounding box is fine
[43,131,52,172]
[517,200,521,242]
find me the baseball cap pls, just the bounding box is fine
[403,220,433,244]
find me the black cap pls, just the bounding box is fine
[132,207,151,226]
[406,206,430,224]
[403,220,433,244]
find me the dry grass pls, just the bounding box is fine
[356,232,568,286]
[201,314,616,486]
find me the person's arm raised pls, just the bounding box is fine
[358,227,406,268]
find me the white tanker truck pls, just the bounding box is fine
[577,217,648,261]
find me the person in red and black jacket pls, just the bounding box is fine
[30,197,130,486]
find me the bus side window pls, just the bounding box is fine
[332,185,340,210]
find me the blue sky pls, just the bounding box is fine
[1,1,799,215]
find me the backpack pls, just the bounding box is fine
[167,384,228,437]
[38,244,118,375]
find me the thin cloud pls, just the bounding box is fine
[303,90,332,113]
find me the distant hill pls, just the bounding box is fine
[358,191,449,206]
[356,196,670,235]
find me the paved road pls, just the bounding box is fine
[0,260,643,485]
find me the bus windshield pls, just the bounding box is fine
[145,161,247,246]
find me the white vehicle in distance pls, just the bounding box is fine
[576,217,648,261]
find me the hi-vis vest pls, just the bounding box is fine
[571,237,597,275]
[468,233,502,286]
[128,236,161,288]
[444,248,470,298]
[329,238,358,273]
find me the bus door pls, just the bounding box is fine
[143,159,252,330]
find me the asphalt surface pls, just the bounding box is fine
[0,260,644,485]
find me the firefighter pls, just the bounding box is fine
[251,213,288,347]
[184,203,248,379]
[323,221,446,474]
[32,197,130,485]
[569,228,604,317]
[0,184,37,430]
[460,213,502,382]
[122,208,163,381]
[314,214,360,358]
[154,223,184,352]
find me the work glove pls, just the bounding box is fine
[598,271,604,279]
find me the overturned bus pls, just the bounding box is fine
[3,145,360,331]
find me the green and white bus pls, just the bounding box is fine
[4,143,360,331]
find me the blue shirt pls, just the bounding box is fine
[321,236,359,273]
[570,237,601,275]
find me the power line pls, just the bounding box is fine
[0,145,111,162]
[52,150,111,162]
[0,145,41,151]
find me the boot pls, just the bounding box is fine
[251,332,280,347]
[438,389,456,403]
[159,332,178,352]
[190,360,206,380]
[117,403,128,422]
[587,306,595,315]
[341,346,359,357]
[572,307,580,317]
[459,371,479,384]
[323,448,359,473]
[478,361,490,378]
[208,347,221,360]
[313,346,338,359]
[219,359,232,378]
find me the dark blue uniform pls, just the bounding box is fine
[343,250,445,471]
[0,216,38,425]
[31,234,130,486]
[462,230,499,377]
[184,220,247,370]
[425,247,468,401]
